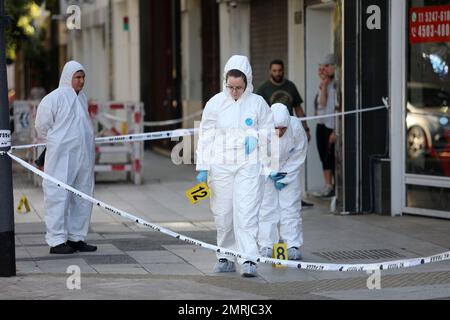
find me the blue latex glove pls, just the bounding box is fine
[275,181,287,191]
[244,136,258,155]
[269,172,287,182]
[196,171,208,184]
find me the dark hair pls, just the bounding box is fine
[226,69,247,87]
[270,60,284,69]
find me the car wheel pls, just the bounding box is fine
[407,126,427,159]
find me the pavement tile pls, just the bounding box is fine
[162,245,218,273]
[15,247,32,259]
[143,263,204,275]
[91,264,149,275]
[17,234,46,246]
[100,234,147,240]
[16,261,41,274]
[126,250,185,264]
[35,258,97,274]
[82,254,139,265]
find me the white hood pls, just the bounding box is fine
[271,103,291,128]
[223,55,254,95]
[59,60,85,89]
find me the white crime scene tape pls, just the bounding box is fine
[0,130,11,148]
[8,151,450,272]
[10,102,389,151]
[11,128,199,151]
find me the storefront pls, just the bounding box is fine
[391,0,450,218]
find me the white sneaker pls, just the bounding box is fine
[213,259,236,273]
[312,185,335,198]
[260,247,273,258]
[287,247,302,261]
[240,261,257,278]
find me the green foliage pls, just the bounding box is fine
[4,0,49,63]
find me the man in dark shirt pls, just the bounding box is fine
[257,60,311,141]
[257,60,313,208]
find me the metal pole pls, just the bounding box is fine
[0,0,16,277]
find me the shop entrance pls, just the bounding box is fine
[305,1,336,193]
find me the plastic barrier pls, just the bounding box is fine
[16,100,144,186]
[89,101,144,185]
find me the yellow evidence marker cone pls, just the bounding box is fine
[272,243,288,268]
[17,195,31,214]
[186,182,211,205]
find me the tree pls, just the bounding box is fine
[5,0,54,64]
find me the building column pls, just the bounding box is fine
[389,0,406,216]
[218,1,251,74]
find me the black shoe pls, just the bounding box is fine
[50,243,76,254]
[301,200,314,208]
[67,240,97,252]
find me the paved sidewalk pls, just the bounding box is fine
[3,151,450,300]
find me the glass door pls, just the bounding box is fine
[405,0,450,218]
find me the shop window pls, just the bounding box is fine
[407,0,450,177]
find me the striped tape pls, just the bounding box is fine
[10,102,389,151]
[8,151,450,272]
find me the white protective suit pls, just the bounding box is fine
[258,103,308,250]
[196,55,274,264]
[35,61,95,247]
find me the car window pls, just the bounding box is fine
[408,88,449,108]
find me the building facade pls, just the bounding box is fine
[63,0,450,218]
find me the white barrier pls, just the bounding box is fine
[88,101,144,184]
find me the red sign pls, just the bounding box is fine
[410,6,450,44]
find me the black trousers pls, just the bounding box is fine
[316,124,335,172]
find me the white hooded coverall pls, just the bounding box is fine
[35,61,95,247]
[196,55,274,264]
[258,103,308,250]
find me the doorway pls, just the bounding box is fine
[305,1,335,193]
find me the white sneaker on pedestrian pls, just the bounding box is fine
[213,259,236,273]
[240,261,257,278]
[312,185,335,198]
[287,247,302,261]
[260,247,273,258]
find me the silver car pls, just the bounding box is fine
[406,83,450,175]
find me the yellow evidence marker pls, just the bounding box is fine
[272,243,288,268]
[17,195,31,214]
[186,183,211,205]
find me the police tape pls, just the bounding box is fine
[8,151,450,272]
[11,128,199,151]
[299,103,389,122]
[0,130,11,148]
[10,102,390,152]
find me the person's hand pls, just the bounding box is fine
[320,76,331,88]
[304,127,311,142]
[196,171,208,184]
[274,181,287,191]
[329,131,336,145]
[269,172,287,182]
[244,136,258,155]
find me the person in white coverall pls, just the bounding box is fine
[35,61,97,254]
[258,103,308,261]
[196,55,274,277]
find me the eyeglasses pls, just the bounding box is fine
[226,85,245,93]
